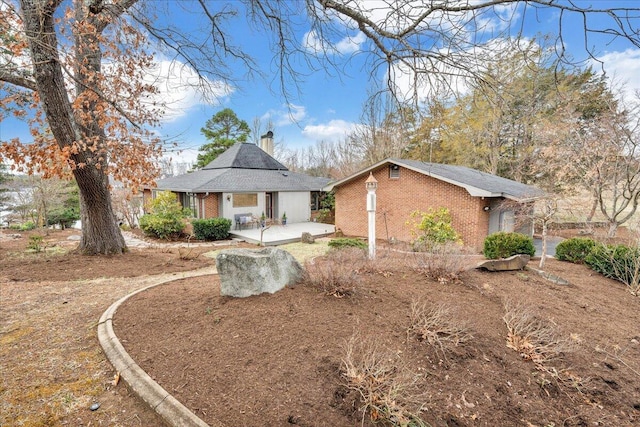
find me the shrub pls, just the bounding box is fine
[408,207,461,251]
[555,237,597,264]
[191,218,232,240]
[139,191,188,239]
[139,215,184,239]
[502,300,575,368]
[328,237,367,251]
[27,235,44,252]
[412,242,468,284]
[407,300,472,359]
[585,243,640,295]
[302,248,364,297]
[483,232,535,259]
[10,221,36,231]
[341,334,428,426]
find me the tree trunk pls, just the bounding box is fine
[74,167,126,254]
[586,194,598,225]
[539,220,547,269]
[607,220,619,238]
[21,0,127,255]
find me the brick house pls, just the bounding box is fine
[324,158,544,250]
[143,136,330,226]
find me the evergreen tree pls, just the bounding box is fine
[195,109,251,169]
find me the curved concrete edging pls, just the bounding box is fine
[97,267,224,427]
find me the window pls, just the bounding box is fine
[181,193,197,217]
[232,193,258,208]
[310,191,321,211]
[389,164,400,179]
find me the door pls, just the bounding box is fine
[265,192,273,219]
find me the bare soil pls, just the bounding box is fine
[115,254,640,426]
[2,227,639,427]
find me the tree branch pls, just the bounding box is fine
[0,70,37,91]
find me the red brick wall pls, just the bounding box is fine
[201,193,219,218]
[334,166,490,250]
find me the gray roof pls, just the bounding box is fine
[325,158,545,201]
[155,142,329,192]
[203,142,287,170]
[156,168,329,192]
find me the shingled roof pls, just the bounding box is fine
[202,142,287,170]
[325,158,545,201]
[155,142,329,192]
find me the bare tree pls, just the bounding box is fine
[594,98,640,237]
[111,187,143,228]
[539,89,640,237]
[313,1,640,105]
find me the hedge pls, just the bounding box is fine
[483,232,536,259]
[328,237,367,250]
[584,243,640,287]
[191,218,232,240]
[554,237,596,264]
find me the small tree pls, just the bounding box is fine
[408,208,461,251]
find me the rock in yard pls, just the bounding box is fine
[301,232,315,244]
[216,247,303,297]
[476,254,530,271]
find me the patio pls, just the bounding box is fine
[229,221,335,245]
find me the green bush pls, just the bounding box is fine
[585,243,640,288]
[27,235,44,252]
[139,214,184,239]
[555,237,597,264]
[192,218,232,240]
[139,191,187,239]
[10,221,36,231]
[328,237,367,250]
[408,208,461,251]
[483,232,536,259]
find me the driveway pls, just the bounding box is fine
[534,235,564,257]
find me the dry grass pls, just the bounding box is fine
[409,244,471,284]
[407,300,473,359]
[341,334,429,427]
[502,300,575,368]
[303,248,364,297]
[0,269,214,427]
[302,244,474,298]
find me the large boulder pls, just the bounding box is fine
[476,254,530,271]
[216,247,303,297]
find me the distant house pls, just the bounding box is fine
[143,133,330,226]
[324,158,545,250]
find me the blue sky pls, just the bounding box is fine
[2,1,640,167]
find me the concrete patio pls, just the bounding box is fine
[229,221,335,245]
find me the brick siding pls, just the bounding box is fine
[334,166,490,251]
[201,193,219,218]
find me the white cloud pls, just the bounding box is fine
[264,104,308,127]
[595,49,640,100]
[303,30,366,55]
[335,32,367,54]
[142,59,234,123]
[302,119,357,141]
